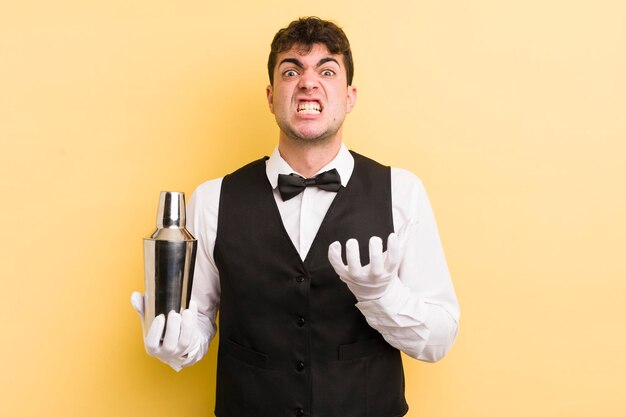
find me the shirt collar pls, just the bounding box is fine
[266,143,354,189]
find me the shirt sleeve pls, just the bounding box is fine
[355,168,460,362]
[173,178,223,369]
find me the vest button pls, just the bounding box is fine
[295,408,304,417]
[297,317,305,327]
[296,361,305,372]
[295,276,305,283]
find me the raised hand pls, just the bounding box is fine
[328,221,416,301]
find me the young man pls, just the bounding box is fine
[132,17,459,417]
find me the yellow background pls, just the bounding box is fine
[1,1,625,416]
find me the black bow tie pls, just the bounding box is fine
[277,169,342,201]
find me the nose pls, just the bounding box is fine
[298,71,318,91]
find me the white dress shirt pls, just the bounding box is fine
[179,144,459,370]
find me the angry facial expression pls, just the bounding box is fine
[267,43,357,147]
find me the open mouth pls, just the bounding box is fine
[297,101,322,115]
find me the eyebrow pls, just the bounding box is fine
[278,57,340,68]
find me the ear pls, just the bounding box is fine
[346,85,357,114]
[266,85,274,113]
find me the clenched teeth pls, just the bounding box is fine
[297,102,321,114]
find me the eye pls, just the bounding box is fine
[321,69,336,77]
[283,69,298,77]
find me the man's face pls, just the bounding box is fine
[267,43,357,146]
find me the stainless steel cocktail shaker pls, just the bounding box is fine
[143,191,197,336]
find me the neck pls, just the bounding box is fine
[278,136,342,178]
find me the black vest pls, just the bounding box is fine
[214,152,408,417]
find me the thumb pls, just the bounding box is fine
[188,299,198,315]
[328,241,348,276]
[386,220,418,270]
[130,291,145,318]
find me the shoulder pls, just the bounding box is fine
[390,167,424,191]
[349,150,389,170]
[348,150,426,195]
[189,177,223,217]
[186,178,223,236]
[224,157,268,180]
[389,167,428,212]
[349,151,423,190]
[190,156,269,209]
[192,177,223,201]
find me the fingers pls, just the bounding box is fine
[328,241,347,275]
[345,239,362,276]
[130,292,144,317]
[369,236,384,276]
[179,301,198,352]
[145,303,197,360]
[329,237,384,275]
[162,311,182,354]
[386,232,401,270]
[189,299,198,315]
[387,220,418,270]
[329,232,409,279]
[145,314,165,355]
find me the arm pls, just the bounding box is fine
[130,179,222,371]
[329,168,459,362]
[182,178,223,367]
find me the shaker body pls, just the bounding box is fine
[143,191,197,336]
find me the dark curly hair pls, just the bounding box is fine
[268,17,354,86]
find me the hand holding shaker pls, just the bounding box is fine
[143,191,197,337]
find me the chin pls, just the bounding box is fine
[292,132,334,144]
